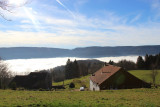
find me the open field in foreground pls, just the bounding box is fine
[0,89,160,107]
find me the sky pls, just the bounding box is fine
[0,0,160,49]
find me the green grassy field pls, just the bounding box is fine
[129,70,160,85]
[53,75,90,90]
[0,89,160,106]
[1,70,160,106]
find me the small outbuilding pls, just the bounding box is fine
[90,65,151,91]
[9,71,52,89]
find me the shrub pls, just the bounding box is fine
[10,82,17,90]
[69,82,75,88]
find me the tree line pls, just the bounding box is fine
[51,59,104,81]
[136,54,160,70]
[108,53,160,70]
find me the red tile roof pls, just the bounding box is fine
[90,65,122,85]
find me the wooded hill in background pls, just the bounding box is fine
[50,59,104,82]
[0,45,160,59]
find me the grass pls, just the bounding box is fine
[129,70,160,85]
[53,75,90,90]
[0,88,160,106]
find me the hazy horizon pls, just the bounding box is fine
[0,44,160,49]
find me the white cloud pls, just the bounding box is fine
[130,14,141,23]
[151,0,160,19]
[21,20,31,24]
[44,17,75,26]
[151,0,160,10]
[0,22,160,48]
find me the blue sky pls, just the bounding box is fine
[0,0,160,49]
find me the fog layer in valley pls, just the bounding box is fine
[5,56,139,75]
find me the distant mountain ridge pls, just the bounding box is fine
[0,45,160,60]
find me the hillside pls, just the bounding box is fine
[1,45,160,60]
[129,70,160,84]
[53,75,90,90]
[52,59,104,82]
[53,70,160,90]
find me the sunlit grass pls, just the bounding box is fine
[0,89,160,106]
[129,70,160,85]
[53,75,90,90]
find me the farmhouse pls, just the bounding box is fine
[90,65,151,91]
[9,71,52,89]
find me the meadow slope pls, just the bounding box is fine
[129,70,160,85]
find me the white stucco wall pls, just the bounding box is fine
[90,80,100,91]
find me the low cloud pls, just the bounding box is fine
[0,23,160,48]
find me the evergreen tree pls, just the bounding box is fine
[73,60,80,78]
[136,56,145,69]
[144,54,150,69]
[65,59,80,79]
[155,54,160,69]
[65,59,73,79]
[108,60,114,65]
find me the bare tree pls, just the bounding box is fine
[0,0,31,20]
[0,59,12,89]
[150,68,159,87]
